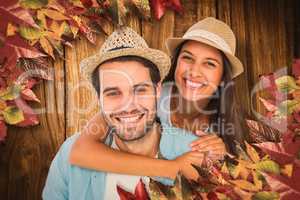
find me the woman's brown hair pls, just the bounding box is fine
[164,41,247,155]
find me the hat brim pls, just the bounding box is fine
[166,37,244,78]
[81,47,171,82]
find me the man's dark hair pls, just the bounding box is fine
[91,56,161,96]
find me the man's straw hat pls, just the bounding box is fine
[166,17,244,78]
[81,27,171,82]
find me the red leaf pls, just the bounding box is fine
[117,185,135,200]
[21,88,40,102]
[0,3,38,33]
[207,191,219,200]
[254,131,300,165]
[80,0,93,8]
[0,120,7,141]
[0,34,46,70]
[292,59,300,78]
[150,0,166,20]
[134,179,149,200]
[14,98,39,127]
[259,74,286,101]
[165,0,183,13]
[259,97,277,112]
[262,168,300,200]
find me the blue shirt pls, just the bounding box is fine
[42,126,198,200]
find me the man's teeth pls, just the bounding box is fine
[118,115,141,122]
[186,80,206,88]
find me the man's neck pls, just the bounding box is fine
[114,123,161,158]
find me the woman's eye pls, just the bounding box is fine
[207,61,216,68]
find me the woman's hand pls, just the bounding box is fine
[173,151,204,181]
[189,130,227,161]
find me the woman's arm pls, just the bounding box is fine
[69,113,204,179]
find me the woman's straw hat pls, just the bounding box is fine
[81,27,171,82]
[166,17,244,78]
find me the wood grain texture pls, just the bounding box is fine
[0,0,298,199]
[0,58,66,199]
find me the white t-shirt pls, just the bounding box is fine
[103,139,151,200]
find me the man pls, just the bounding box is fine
[43,27,202,200]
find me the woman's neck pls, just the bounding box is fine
[172,86,210,118]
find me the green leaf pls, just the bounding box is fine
[20,0,48,9]
[255,160,280,175]
[2,106,24,125]
[0,85,22,101]
[19,26,43,41]
[275,75,300,93]
[278,100,300,115]
[252,191,279,200]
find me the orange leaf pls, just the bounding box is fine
[281,164,293,177]
[37,10,47,28]
[229,179,260,192]
[245,142,260,163]
[39,37,54,59]
[7,23,17,36]
[41,9,69,21]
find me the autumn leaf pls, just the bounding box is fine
[255,160,281,175]
[117,185,135,200]
[0,84,22,100]
[2,106,24,125]
[19,26,43,41]
[41,8,70,21]
[245,141,260,163]
[252,191,279,200]
[246,119,281,143]
[14,98,39,127]
[21,88,40,102]
[275,75,300,94]
[134,179,150,200]
[20,0,48,9]
[6,23,17,36]
[229,179,261,192]
[0,3,39,31]
[39,37,55,59]
[0,34,46,70]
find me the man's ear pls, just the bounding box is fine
[155,81,162,99]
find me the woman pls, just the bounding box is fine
[69,17,246,180]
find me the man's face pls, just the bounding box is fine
[98,60,160,142]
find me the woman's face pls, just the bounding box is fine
[174,40,224,101]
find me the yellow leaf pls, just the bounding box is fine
[245,142,260,163]
[40,37,55,59]
[41,9,69,20]
[37,10,47,28]
[19,26,42,40]
[0,85,22,100]
[0,100,7,110]
[221,162,229,174]
[7,23,17,36]
[2,106,24,125]
[70,25,79,38]
[281,164,293,177]
[252,171,263,190]
[229,179,260,192]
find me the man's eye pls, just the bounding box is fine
[135,88,147,94]
[106,91,121,97]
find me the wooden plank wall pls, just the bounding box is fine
[0,0,299,199]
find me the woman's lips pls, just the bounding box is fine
[183,78,208,90]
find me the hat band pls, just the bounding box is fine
[183,30,232,54]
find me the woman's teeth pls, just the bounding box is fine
[185,79,207,88]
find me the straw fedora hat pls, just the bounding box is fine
[81,27,171,82]
[166,17,244,78]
